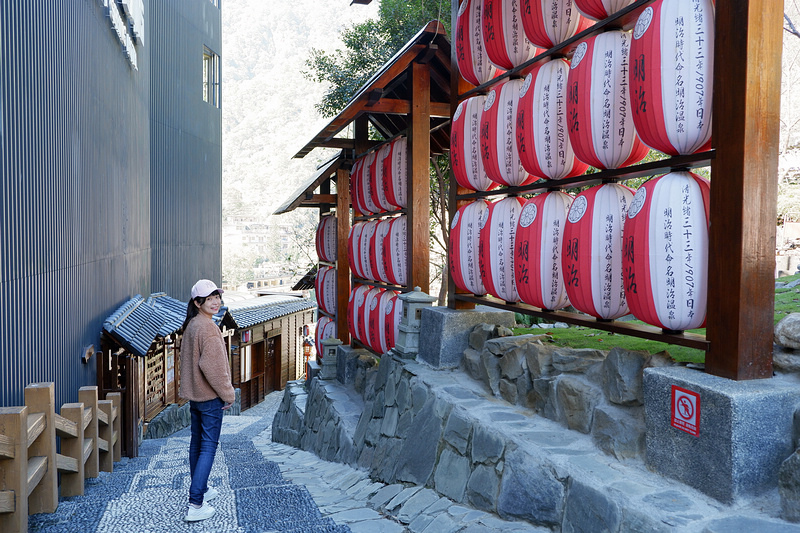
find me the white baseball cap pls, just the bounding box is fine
[191,279,224,299]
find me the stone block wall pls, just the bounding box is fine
[462,325,674,460]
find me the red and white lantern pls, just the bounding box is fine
[562,183,634,319]
[315,316,336,359]
[629,0,714,155]
[359,151,380,215]
[450,199,490,295]
[315,215,338,263]
[451,96,497,192]
[351,157,369,215]
[567,31,649,170]
[383,216,407,286]
[623,171,710,331]
[361,287,383,347]
[348,222,365,279]
[358,220,379,282]
[480,196,525,302]
[367,289,401,353]
[521,0,592,50]
[517,59,589,181]
[514,192,573,310]
[315,266,337,316]
[482,0,540,70]
[373,218,393,284]
[480,79,535,187]
[382,136,408,209]
[348,284,371,344]
[575,0,637,21]
[371,146,393,212]
[456,0,499,86]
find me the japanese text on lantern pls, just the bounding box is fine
[681,184,696,318]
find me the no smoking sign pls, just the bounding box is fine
[671,386,700,437]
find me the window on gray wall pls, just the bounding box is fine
[203,46,220,107]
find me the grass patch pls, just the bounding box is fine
[512,272,800,365]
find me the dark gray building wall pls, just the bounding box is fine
[0,0,222,408]
[150,1,222,299]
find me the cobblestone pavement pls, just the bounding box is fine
[28,390,545,533]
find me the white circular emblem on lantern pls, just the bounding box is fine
[521,0,592,49]
[562,183,635,319]
[480,79,534,187]
[383,136,407,209]
[575,0,638,21]
[517,60,589,181]
[450,199,490,295]
[479,196,525,302]
[456,0,499,86]
[567,31,649,170]
[315,215,337,262]
[515,192,574,310]
[623,171,710,331]
[630,0,715,155]
[451,96,497,192]
[481,0,540,70]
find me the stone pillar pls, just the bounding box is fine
[320,337,342,380]
[394,287,437,358]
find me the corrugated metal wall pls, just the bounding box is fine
[149,1,222,298]
[0,0,222,408]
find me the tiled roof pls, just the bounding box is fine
[225,295,316,329]
[103,293,187,357]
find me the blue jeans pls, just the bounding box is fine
[188,397,224,505]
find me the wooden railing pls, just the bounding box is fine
[0,383,121,533]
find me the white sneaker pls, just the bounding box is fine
[204,486,219,501]
[185,502,215,522]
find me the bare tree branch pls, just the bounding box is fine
[785,13,800,39]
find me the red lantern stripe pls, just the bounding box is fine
[629,0,714,155]
[515,192,573,310]
[623,171,710,330]
[371,146,393,212]
[480,79,534,187]
[383,137,408,209]
[450,199,490,295]
[384,216,407,286]
[451,96,497,192]
[480,196,524,302]
[521,0,593,50]
[567,31,649,170]
[482,0,540,70]
[575,0,636,21]
[518,60,589,181]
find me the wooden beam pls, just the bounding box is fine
[364,98,450,118]
[706,0,782,379]
[336,168,351,344]
[408,61,431,293]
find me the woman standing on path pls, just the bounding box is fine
[179,279,236,522]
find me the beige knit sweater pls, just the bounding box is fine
[179,315,236,405]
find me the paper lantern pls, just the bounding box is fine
[359,151,380,215]
[350,158,367,215]
[480,79,535,187]
[482,0,540,70]
[517,60,589,181]
[348,223,365,279]
[314,266,337,315]
[366,289,401,353]
[315,317,336,359]
[348,284,371,345]
[567,31,649,170]
[383,216,407,286]
[514,192,573,310]
[358,220,379,282]
[373,218,393,284]
[623,171,710,331]
[371,145,393,212]
[521,0,592,50]
[629,0,714,155]
[451,96,497,192]
[450,199,490,295]
[456,0,500,85]
[562,183,634,319]
[382,136,407,209]
[315,215,337,263]
[479,196,524,302]
[361,287,383,347]
[575,0,637,21]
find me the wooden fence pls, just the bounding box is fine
[0,383,121,533]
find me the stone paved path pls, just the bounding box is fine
[28,390,545,533]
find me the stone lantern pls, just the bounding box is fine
[393,286,436,358]
[319,337,342,380]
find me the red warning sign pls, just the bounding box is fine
[671,385,700,437]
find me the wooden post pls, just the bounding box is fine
[107,392,122,462]
[408,60,431,293]
[24,383,57,514]
[98,400,113,472]
[336,167,352,344]
[59,403,85,497]
[0,407,28,533]
[706,0,782,379]
[78,386,99,478]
